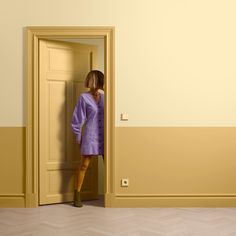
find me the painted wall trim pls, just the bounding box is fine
[106,194,236,207]
[25,26,115,208]
[0,194,25,208]
[0,194,25,197]
[0,197,25,208]
[115,194,236,197]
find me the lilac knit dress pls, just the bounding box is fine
[71,92,104,155]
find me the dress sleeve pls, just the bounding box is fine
[71,95,87,142]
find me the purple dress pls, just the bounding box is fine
[71,92,104,155]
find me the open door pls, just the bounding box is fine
[39,39,99,205]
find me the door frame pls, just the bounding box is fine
[25,26,115,207]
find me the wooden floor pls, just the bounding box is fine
[1,196,236,235]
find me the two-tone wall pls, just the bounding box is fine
[1,0,236,207]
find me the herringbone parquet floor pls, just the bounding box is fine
[1,196,236,236]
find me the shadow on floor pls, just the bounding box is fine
[83,195,104,207]
[66,194,104,208]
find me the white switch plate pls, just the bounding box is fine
[121,113,129,120]
[121,178,129,187]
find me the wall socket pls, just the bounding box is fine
[121,178,129,187]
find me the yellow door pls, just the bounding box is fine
[39,39,99,205]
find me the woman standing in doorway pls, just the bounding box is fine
[71,70,104,207]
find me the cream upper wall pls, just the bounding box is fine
[1,0,236,126]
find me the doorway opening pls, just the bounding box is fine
[25,26,115,208]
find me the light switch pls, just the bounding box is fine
[121,113,129,120]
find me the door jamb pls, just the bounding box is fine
[25,26,115,207]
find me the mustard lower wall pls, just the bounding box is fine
[1,127,236,207]
[114,127,236,206]
[0,127,25,207]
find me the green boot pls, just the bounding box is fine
[74,190,83,207]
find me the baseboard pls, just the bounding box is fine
[0,194,25,208]
[2,193,236,208]
[105,193,236,207]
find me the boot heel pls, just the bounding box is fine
[74,190,83,207]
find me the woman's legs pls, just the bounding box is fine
[75,155,92,192]
[75,154,104,192]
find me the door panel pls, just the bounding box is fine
[39,39,99,205]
